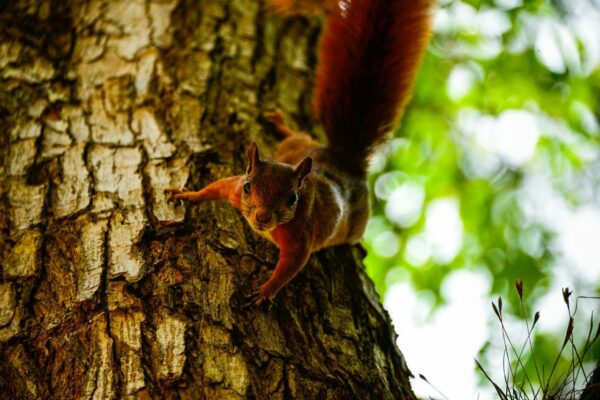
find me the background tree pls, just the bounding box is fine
[0,1,415,398]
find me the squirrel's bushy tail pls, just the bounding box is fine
[268,0,336,15]
[314,0,434,173]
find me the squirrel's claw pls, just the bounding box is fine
[166,187,188,205]
[242,289,273,309]
[242,290,264,309]
[165,188,177,202]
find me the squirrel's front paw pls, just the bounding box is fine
[243,283,277,309]
[243,290,267,309]
[165,187,187,204]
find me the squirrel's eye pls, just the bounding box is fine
[288,192,298,207]
[243,181,250,194]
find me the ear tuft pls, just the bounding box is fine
[246,143,260,173]
[294,157,312,186]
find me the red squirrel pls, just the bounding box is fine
[168,0,434,305]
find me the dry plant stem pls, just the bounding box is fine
[481,288,599,399]
[572,296,600,316]
[570,338,578,393]
[418,374,450,400]
[546,318,574,393]
[519,297,542,394]
[513,302,542,398]
[581,314,600,384]
[565,297,600,392]
[493,299,518,393]
[567,314,599,390]
[499,311,535,394]
[475,359,509,400]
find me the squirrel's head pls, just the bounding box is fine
[240,143,312,232]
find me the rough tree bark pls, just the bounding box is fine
[0,1,416,399]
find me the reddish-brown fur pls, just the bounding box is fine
[168,0,434,305]
[267,0,336,15]
[315,0,434,173]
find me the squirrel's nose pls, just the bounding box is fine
[256,210,272,225]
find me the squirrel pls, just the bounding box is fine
[168,0,434,306]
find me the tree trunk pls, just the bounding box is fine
[0,1,416,399]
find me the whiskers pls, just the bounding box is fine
[276,210,295,225]
[240,200,253,217]
[277,215,294,224]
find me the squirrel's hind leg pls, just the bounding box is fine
[263,109,297,138]
[264,109,323,165]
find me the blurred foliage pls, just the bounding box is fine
[363,0,600,389]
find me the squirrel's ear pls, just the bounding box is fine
[246,142,260,173]
[294,157,312,186]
